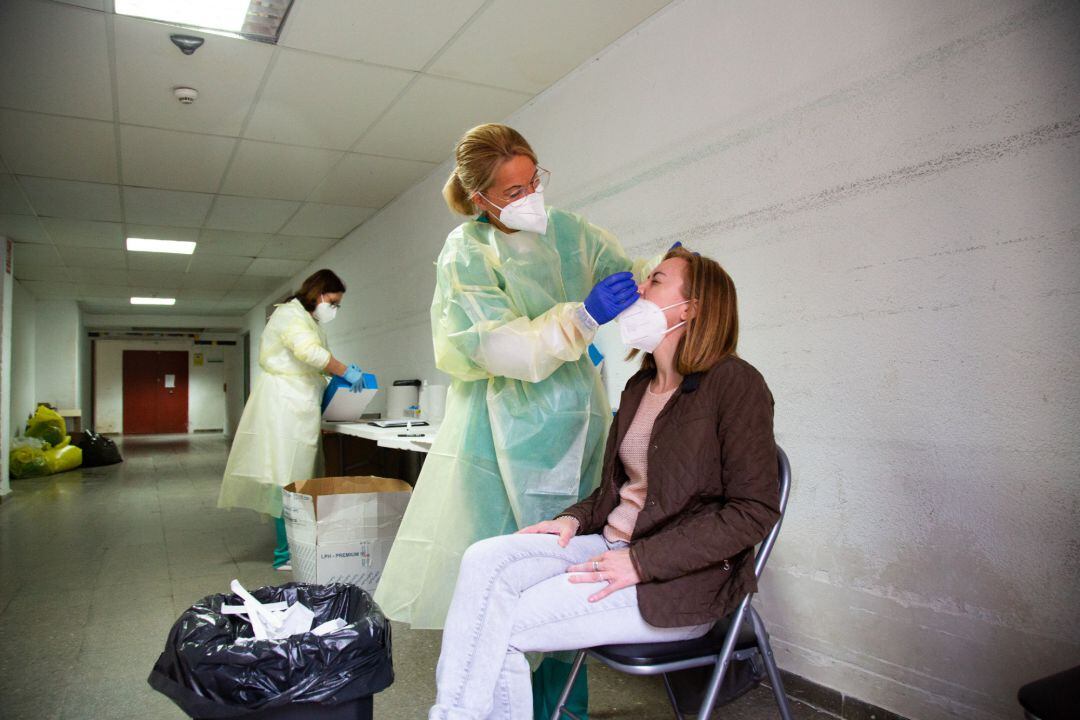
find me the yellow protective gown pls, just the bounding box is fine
[218,299,330,518]
[374,207,652,628]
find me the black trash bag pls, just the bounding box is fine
[148,583,393,719]
[76,430,123,467]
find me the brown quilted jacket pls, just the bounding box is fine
[557,356,780,628]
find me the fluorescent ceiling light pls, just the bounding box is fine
[127,237,196,255]
[131,297,176,306]
[115,0,294,43]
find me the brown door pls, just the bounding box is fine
[122,351,189,434]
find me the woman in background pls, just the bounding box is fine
[218,269,366,570]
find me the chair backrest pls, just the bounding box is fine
[752,445,792,580]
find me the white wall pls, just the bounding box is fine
[223,344,244,439]
[32,300,81,409]
[94,339,231,434]
[245,2,1080,718]
[10,279,36,434]
[0,238,11,497]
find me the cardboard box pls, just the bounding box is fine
[282,476,411,593]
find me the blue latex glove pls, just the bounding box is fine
[343,364,364,391]
[584,271,638,325]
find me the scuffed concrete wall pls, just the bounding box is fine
[248,1,1080,717]
[532,2,1078,718]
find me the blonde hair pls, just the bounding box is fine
[634,247,739,375]
[443,124,538,215]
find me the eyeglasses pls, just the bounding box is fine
[498,167,551,203]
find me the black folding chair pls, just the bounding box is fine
[552,446,795,720]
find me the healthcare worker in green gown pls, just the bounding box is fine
[373,124,654,718]
[218,269,366,569]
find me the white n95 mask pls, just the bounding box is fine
[313,302,337,324]
[618,298,689,353]
[483,187,548,235]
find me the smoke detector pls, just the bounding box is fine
[174,87,199,105]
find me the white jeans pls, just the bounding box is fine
[429,533,711,720]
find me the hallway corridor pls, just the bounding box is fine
[0,435,823,720]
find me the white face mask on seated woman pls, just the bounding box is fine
[618,298,689,353]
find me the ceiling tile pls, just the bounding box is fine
[114,15,273,136]
[0,175,33,215]
[13,242,63,268]
[180,273,237,291]
[204,196,300,233]
[120,125,235,193]
[0,110,118,183]
[80,268,131,285]
[0,0,113,120]
[77,284,137,299]
[0,214,49,244]
[175,287,228,302]
[126,224,199,243]
[15,264,74,283]
[279,204,374,238]
[355,76,529,162]
[123,187,214,227]
[18,177,122,222]
[430,0,672,93]
[280,0,484,70]
[223,287,270,303]
[196,229,271,256]
[310,153,436,207]
[246,258,307,277]
[127,271,184,289]
[40,218,123,249]
[187,253,253,275]
[244,50,413,150]
[125,251,191,273]
[221,141,343,201]
[260,236,337,261]
[57,246,127,270]
[232,275,285,292]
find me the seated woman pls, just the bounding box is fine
[428,247,780,720]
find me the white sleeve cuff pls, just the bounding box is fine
[572,303,600,336]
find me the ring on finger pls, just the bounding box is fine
[592,560,599,572]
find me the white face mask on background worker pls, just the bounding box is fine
[312,297,339,324]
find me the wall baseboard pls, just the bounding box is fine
[766,669,910,720]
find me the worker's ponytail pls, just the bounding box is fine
[443,124,538,216]
[443,170,476,215]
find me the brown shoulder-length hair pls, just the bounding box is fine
[633,247,739,375]
[291,269,346,312]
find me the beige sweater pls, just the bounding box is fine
[603,385,676,543]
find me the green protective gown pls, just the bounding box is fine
[374,207,649,627]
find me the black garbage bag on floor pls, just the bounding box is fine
[76,430,123,467]
[148,583,393,719]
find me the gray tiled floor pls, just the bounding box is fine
[0,434,829,719]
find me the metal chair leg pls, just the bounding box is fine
[749,606,795,720]
[661,673,688,720]
[550,651,587,720]
[696,598,751,719]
